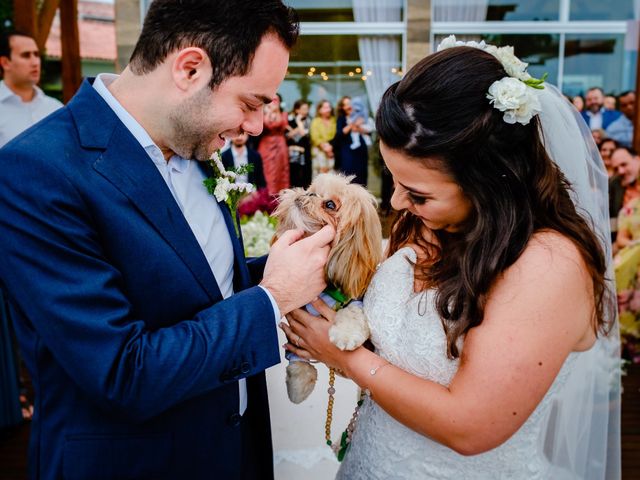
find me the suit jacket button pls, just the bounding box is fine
[228,413,242,427]
[240,362,250,374]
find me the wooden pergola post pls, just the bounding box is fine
[12,0,37,37]
[10,0,81,104]
[59,0,81,102]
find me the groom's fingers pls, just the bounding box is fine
[273,228,305,247]
[298,224,335,249]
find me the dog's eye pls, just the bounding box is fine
[324,200,337,210]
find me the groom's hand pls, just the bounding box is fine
[260,225,334,316]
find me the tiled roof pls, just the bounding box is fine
[45,1,116,61]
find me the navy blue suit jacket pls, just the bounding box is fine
[221,147,266,189]
[0,79,280,479]
[581,109,621,130]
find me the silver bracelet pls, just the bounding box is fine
[369,361,390,376]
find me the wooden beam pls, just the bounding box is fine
[59,0,81,102]
[12,0,37,37]
[634,27,640,152]
[36,0,61,51]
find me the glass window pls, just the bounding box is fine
[288,0,403,23]
[569,0,636,21]
[432,0,560,22]
[434,34,560,85]
[562,34,631,96]
[281,34,402,115]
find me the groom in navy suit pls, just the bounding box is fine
[0,1,334,479]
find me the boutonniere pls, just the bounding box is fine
[203,150,255,236]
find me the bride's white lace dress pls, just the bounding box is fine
[337,247,578,480]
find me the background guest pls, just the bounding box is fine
[604,94,617,111]
[286,99,311,187]
[600,137,618,177]
[309,99,336,177]
[582,86,621,130]
[258,93,289,195]
[221,132,266,189]
[592,128,605,147]
[0,30,62,147]
[572,94,584,112]
[606,91,635,148]
[333,95,370,186]
[610,146,640,243]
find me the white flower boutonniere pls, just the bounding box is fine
[203,150,255,236]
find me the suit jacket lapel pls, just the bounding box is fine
[69,80,223,302]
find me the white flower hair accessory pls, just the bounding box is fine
[487,77,541,125]
[437,35,547,125]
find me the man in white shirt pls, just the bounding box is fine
[0,1,333,479]
[0,30,62,147]
[606,91,635,147]
[581,86,621,131]
[221,132,266,188]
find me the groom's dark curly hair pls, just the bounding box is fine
[129,0,299,89]
[378,47,612,358]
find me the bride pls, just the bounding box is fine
[281,37,620,479]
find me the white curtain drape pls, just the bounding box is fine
[432,0,489,22]
[352,0,403,114]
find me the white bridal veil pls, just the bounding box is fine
[537,85,621,479]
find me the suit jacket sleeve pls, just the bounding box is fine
[249,149,267,189]
[221,148,234,170]
[0,147,280,422]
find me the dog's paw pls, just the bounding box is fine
[329,304,370,351]
[285,362,318,404]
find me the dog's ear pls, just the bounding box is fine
[326,188,383,299]
[271,188,300,244]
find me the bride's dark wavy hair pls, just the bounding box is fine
[378,47,611,358]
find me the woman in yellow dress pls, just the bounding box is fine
[309,99,337,177]
[615,197,640,361]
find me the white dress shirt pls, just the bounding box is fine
[93,74,280,415]
[585,109,603,130]
[0,80,63,148]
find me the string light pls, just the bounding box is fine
[355,67,362,73]
[366,70,372,76]
[348,72,354,77]
[361,75,367,81]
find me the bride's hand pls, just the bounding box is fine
[280,298,351,371]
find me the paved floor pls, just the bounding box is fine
[267,327,359,480]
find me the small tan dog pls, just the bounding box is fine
[272,173,383,404]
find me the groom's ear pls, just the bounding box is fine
[171,47,212,92]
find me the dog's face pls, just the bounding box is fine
[272,173,383,299]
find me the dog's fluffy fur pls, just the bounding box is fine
[272,173,382,404]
